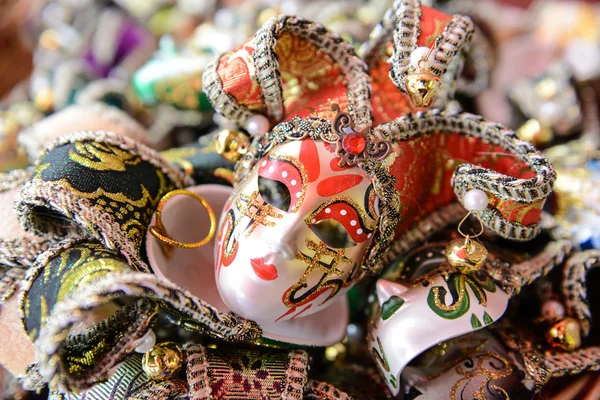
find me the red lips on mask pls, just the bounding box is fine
[251,257,279,281]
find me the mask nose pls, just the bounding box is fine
[268,241,296,260]
[266,228,299,260]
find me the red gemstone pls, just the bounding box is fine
[342,133,366,155]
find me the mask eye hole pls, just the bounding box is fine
[306,199,375,245]
[257,156,307,213]
[310,220,356,248]
[258,176,291,212]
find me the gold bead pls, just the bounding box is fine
[516,119,553,147]
[535,78,558,101]
[142,341,183,379]
[546,317,582,352]
[39,29,61,51]
[445,237,488,274]
[324,342,347,362]
[34,88,54,113]
[215,130,250,163]
[405,69,442,108]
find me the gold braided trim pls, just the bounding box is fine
[562,250,600,336]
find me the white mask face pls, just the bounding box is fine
[215,139,378,324]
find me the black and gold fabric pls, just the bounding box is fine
[18,238,159,391]
[160,132,235,186]
[15,131,193,272]
[21,240,131,340]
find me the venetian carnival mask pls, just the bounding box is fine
[215,137,377,324]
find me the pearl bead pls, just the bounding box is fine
[134,329,156,353]
[245,115,270,137]
[463,189,489,212]
[541,300,566,322]
[538,101,563,125]
[214,9,236,30]
[565,40,600,81]
[410,46,434,69]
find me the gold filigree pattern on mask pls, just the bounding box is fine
[265,154,309,213]
[282,239,352,308]
[304,195,376,231]
[431,274,488,312]
[236,191,283,237]
[427,273,488,322]
[295,239,350,277]
[450,351,513,400]
[371,335,396,389]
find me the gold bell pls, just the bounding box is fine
[546,317,582,352]
[215,129,250,163]
[405,61,442,108]
[142,341,184,379]
[445,237,488,274]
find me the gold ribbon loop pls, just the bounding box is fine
[149,190,217,255]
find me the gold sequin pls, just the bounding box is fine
[450,351,512,400]
[266,154,308,213]
[283,239,352,308]
[236,191,283,237]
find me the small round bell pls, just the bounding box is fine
[445,237,488,274]
[546,317,582,352]
[215,129,250,163]
[405,61,442,108]
[142,341,184,379]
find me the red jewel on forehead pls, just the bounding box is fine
[342,132,366,155]
[258,157,304,209]
[309,201,373,244]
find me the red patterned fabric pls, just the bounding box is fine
[207,347,290,399]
